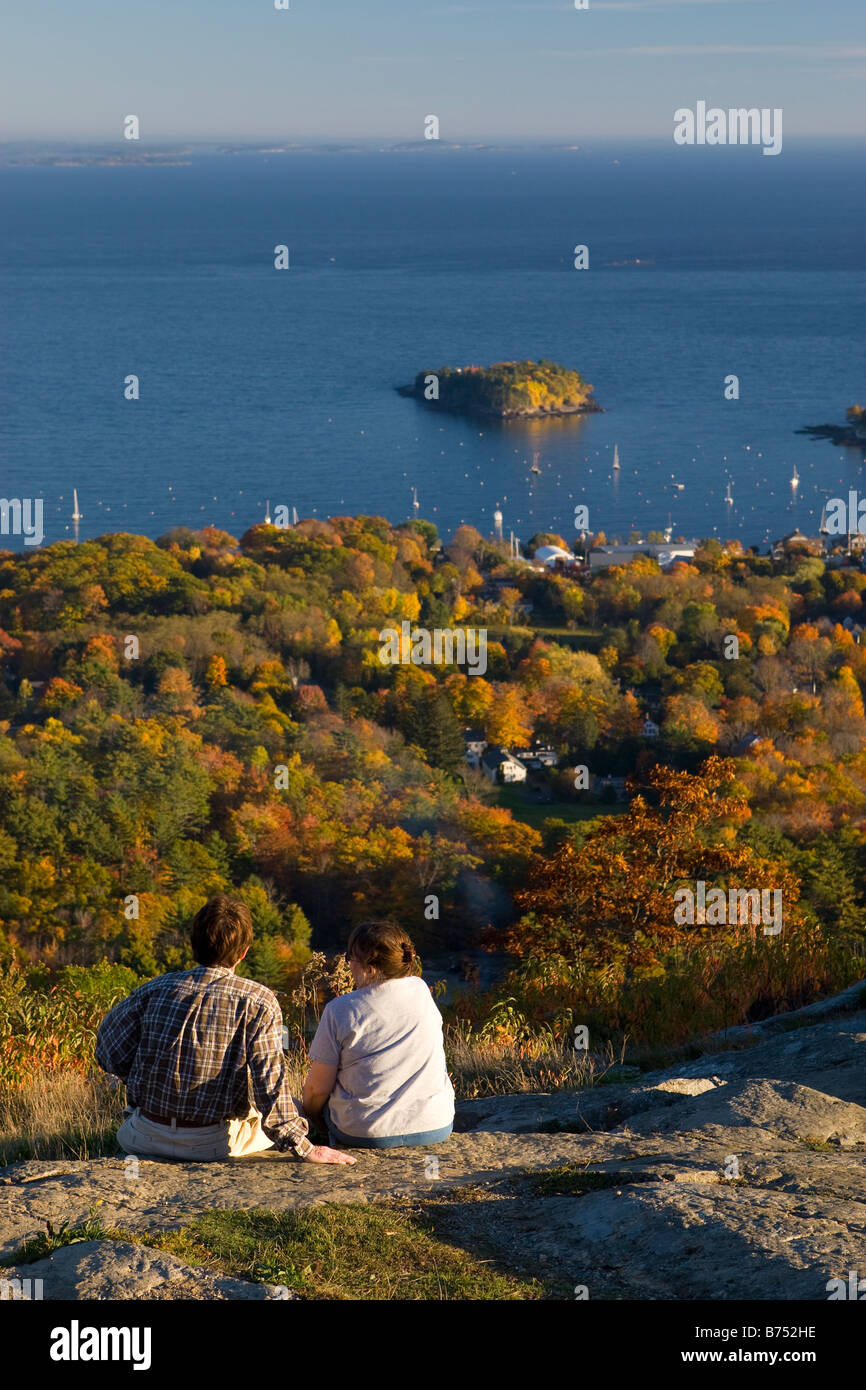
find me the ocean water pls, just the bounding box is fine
[1,142,864,553]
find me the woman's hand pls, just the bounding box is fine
[304,1144,357,1165]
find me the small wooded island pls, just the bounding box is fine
[798,404,866,448]
[397,359,602,418]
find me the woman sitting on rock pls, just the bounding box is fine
[302,921,455,1149]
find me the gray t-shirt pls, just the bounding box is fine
[308,977,455,1138]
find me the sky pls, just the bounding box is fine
[0,0,864,142]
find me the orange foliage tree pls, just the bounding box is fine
[506,757,806,976]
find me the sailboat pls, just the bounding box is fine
[72,488,82,522]
[412,486,419,517]
[725,483,733,505]
[530,452,541,475]
[791,464,799,490]
[264,499,271,525]
[612,444,621,472]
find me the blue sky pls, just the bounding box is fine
[1,0,863,141]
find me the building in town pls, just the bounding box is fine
[481,747,528,784]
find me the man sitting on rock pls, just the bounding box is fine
[96,895,356,1167]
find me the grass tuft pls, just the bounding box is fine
[798,1136,836,1153]
[526,1164,655,1198]
[2,1215,117,1265]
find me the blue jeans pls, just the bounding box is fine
[324,1102,452,1149]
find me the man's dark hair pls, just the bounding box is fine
[190,895,253,967]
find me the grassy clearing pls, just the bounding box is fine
[495,785,625,831]
[3,1204,552,1301]
[484,623,600,652]
[148,1205,549,1300]
[2,1170,660,1299]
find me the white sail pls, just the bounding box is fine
[612,444,620,471]
[72,488,82,521]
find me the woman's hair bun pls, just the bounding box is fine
[347,921,418,979]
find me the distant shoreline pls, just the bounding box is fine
[797,423,866,449]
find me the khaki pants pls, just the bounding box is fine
[117,1106,274,1160]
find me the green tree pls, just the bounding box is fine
[401,688,466,774]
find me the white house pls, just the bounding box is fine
[641,718,660,739]
[481,747,528,784]
[531,743,558,767]
[463,729,487,767]
[512,741,558,769]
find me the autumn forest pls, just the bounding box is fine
[3,515,866,1088]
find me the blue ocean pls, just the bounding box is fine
[1,142,864,552]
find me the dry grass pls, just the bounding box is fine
[0,1037,622,1166]
[0,1057,312,1167]
[443,1027,628,1099]
[0,1071,126,1165]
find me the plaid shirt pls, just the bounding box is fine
[95,965,313,1157]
